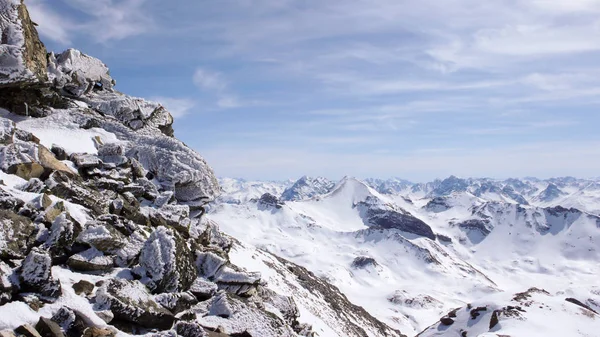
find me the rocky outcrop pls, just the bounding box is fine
[281,176,335,201]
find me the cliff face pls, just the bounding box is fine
[0,2,403,337]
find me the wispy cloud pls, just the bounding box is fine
[27,0,152,45]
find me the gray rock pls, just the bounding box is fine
[0,209,35,258]
[72,280,94,296]
[95,279,175,330]
[14,325,42,337]
[67,248,114,272]
[19,247,62,301]
[139,226,197,293]
[35,317,65,337]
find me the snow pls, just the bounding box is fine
[211,175,600,335]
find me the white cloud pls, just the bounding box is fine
[27,0,151,44]
[193,68,228,91]
[149,97,195,118]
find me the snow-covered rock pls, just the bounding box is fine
[281,176,335,201]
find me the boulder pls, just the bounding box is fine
[81,328,115,337]
[14,325,42,337]
[154,292,198,314]
[0,209,36,258]
[77,222,127,254]
[95,279,175,330]
[189,278,218,301]
[35,317,65,337]
[43,212,77,259]
[51,145,68,161]
[0,261,15,305]
[67,248,114,272]
[72,280,94,296]
[174,322,207,337]
[19,247,62,300]
[139,226,196,293]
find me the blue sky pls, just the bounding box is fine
[28,0,600,181]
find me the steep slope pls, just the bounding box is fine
[281,176,336,201]
[0,3,403,337]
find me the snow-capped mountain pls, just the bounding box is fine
[280,176,336,201]
[209,175,600,335]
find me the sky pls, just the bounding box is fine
[27,0,600,181]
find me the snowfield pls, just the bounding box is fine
[209,175,600,336]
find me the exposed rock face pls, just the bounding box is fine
[0,0,47,85]
[351,256,378,269]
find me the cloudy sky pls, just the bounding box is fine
[29,0,600,181]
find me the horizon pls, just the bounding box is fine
[28,0,600,181]
[220,174,600,185]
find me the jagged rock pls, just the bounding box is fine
[71,154,103,169]
[148,204,191,233]
[81,328,115,337]
[351,256,378,269]
[281,176,335,201]
[77,222,127,254]
[19,178,47,193]
[0,0,47,85]
[27,193,52,210]
[35,317,65,337]
[154,292,198,314]
[46,171,109,215]
[0,209,35,258]
[258,193,282,209]
[94,310,114,324]
[67,248,114,272]
[174,322,207,337]
[43,212,77,259]
[95,279,175,329]
[14,325,42,337]
[20,247,61,300]
[440,317,454,325]
[139,226,197,293]
[362,207,436,240]
[40,201,65,224]
[189,278,218,301]
[0,261,15,305]
[72,280,94,296]
[0,187,24,211]
[50,145,68,161]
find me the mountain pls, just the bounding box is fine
[0,3,402,337]
[210,175,600,335]
[280,176,336,201]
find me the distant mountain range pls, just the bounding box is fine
[210,175,600,336]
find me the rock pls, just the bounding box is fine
[0,330,16,337]
[489,310,500,329]
[35,317,65,337]
[19,247,62,300]
[174,322,207,337]
[46,171,109,215]
[470,306,487,319]
[358,199,436,240]
[139,226,196,293]
[27,193,53,210]
[7,162,44,180]
[67,248,114,272]
[19,178,47,193]
[14,325,42,337]
[351,256,378,269]
[43,212,77,259]
[148,204,191,234]
[95,279,175,329]
[196,252,227,279]
[189,278,218,301]
[0,261,15,305]
[72,280,94,296]
[71,154,103,170]
[0,187,25,211]
[0,209,36,258]
[440,317,454,325]
[81,328,115,337]
[94,310,114,324]
[48,49,114,97]
[258,193,282,209]
[18,293,45,311]
[77,222,127,253]
[154,292,198,314]
[40,201,65,224]
[51,145,68,161]
[0,0,47,85]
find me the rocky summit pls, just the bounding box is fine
[0,1,402,337]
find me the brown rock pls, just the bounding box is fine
[14,325,42,337]
[35,317,65,337]
[82,328,115,337]
[0,330,17,337]
[440,317,454,326]
[17,0,48,82]
[72,280,95,296]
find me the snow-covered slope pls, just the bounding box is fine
[0,3,402,337]
[210,175,600,336]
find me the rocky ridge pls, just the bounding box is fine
[0,2,402,336]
